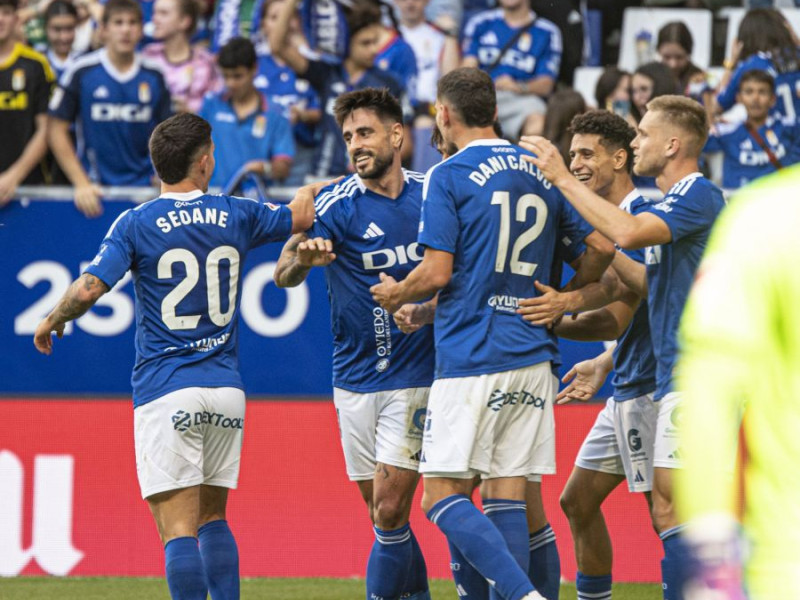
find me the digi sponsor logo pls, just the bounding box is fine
[627,428,642,452]
[171,410,244,432]
[362,243,423,271]
[487,389,545,412]
[91,103,152,123]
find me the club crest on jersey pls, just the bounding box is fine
[766,129,779,147]
[11,69,25,91]
[518,32,532,53]
[252,114,267,138]
[138,82,151,103]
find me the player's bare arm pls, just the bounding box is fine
[274,234,336,288]
[611,251,648,299]
[371,249,453,315]
[519,136,672,250]
[556,345,615,405]
[33,273,109,355]
[393,295,438,334]
[554,288,641,342]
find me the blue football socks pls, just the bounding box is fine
[576,572,611,600]
[366,523,413,600]
[483,499,530,600]
[448,540,489,599]
[401,528,430,598]
[528,523,560,600]
[198,520,239,600]
[164,536,208,600]
[660,526,688,600]
[427,495,535,600]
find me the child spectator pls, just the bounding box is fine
[43,0,80,80]
[705,70,800,189]
[656,21,711,105]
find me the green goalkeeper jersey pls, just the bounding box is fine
[676,167,800,599]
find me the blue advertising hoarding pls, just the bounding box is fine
[2,196,609,398]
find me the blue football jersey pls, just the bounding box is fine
[717,53,800,124]
[254,52,321,147]
[48,49,172,186]
[704,117,800,189]
[611,191,656,401]
[419,139,584,379]
[199,91,295,189]
[375,32,419,106]
[84,190,294,407]
[307,170,435,392]
[302,58,412,177]
[463,9,561,82]
[642,174,725,399]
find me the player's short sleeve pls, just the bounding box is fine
[48,66,81,122]
[418,165,457,253]
[532,23,562,80]
[84,209,136,288]
[268,111,295,160]
[642,182,719,243]
[556,194,594,253]
[622,198,650,264]
[306,185,347,242]
[246,199,294,246]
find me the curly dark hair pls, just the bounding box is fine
[568,110,637,172]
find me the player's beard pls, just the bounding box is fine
[353,149,394,179]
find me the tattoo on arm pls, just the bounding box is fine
[274,233,312,287]
[49,273,108,325]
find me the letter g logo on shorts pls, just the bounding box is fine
[171,410,192,432]
[627,428,642,452]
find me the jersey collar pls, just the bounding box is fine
[0,43,23,70]
[666,172,703,196]
[619,189,643,213]
[99,48,142,83]
[462,138,510,150]
[159,190,205,201]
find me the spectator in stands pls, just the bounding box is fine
[630,61,679,124]
[43,0,79,80]
[255,0,321,186]
[199,37,294,191]
[656,21,711,105]
[376,7,419,107]
[542,88,587,164]
[71,0,100,54]
[270,0,412,177]
[0,0,54,205]
[595,65,631,115]
[424,0,460,37]
[718,8,800,124]
[462,0,562,140]
[530,0,583,86]
[705,70,800,189]
[143,0,219,113]
[48,0,172,217]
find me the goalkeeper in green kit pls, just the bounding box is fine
[676,168,800,600]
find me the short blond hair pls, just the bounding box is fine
[646,95,708,157]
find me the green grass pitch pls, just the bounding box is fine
[0,577,662,599]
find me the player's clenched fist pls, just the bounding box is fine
[370,273,401,314]
[296,237,336,267]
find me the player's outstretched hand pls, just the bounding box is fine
[74,183,103,218]
[302,176,345,199]
[518,136,571,187]
[556,357,606,404]
[371,273,401,314]
[33,318,65,356]
[297,237,336,267]
[393,303,429,334]
[518,280,568,327]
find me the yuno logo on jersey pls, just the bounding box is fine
[361,243,423,270]
[90,103,152,122]
[0,451,83,576]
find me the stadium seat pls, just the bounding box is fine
[619,8,713,72]
[720,7,800,62]
[572,66,604,108]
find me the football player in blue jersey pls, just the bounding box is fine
[48,0,172,218]
[521,95,726,600]
[371,67,613,600]
[273,87,433,600]
[34,112,316,600]
[516,110,658,600]
[270,0,414,177]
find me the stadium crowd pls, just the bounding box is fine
[3,0,800,214]
[19,0,800,599]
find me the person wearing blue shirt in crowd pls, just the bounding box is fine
[462,0,561,141]
[254,0,321,186]
[705,69,800,189]
[34,112,317,600]
[274,88,434,600]
[717,7,800,124]
[200,37,294,193]
[376,18,419,107]
[48,0,172,218]
[270,0,413,177]
[371,67,612,600]
[521,95,726,600]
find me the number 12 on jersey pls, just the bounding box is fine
[491,191,548,276]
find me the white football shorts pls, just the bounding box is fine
[333,386,430,481]
[653,391,683,469]
[420,361,557,480]
[134,386,245,499]
[575,393,658,492]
